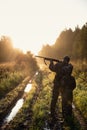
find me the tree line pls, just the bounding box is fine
[0,36,38,73]
[0,36,22,62]
[39,23,87,61]
[0,22,87,63]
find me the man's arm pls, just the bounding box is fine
[49,60,58,72]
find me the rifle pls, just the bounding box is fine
[35,55,60,65]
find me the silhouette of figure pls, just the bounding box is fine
[49,56,76,120]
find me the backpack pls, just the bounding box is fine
[61,75,76,90]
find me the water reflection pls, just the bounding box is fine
[4,83,32,123]
[4,99,24,123]
[24,83,32,93]
[72,103,75,109]
[35,72,38,75]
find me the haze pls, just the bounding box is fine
[0,0,87,54]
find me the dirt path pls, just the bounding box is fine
[1,70,87,130]
[73,104,87,130]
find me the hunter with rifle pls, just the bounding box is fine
[36,55,76,123]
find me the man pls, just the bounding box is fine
[49,56,76,120]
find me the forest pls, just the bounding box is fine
[0,22,87,130]
[39,23,87,61]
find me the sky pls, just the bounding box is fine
[0,0,87,54]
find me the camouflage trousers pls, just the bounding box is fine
[50,84,73,119]
[50,84,60,118]
[62,89,73,118]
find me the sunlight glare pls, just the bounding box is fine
[12,36,42,55]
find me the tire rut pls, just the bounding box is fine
[3,84,42,130]
[73,104,87,130]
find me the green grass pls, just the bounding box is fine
[0,76,30,116]
[74,66,87,120]
[4,67,87,130]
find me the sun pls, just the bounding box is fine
[12,36,42,55]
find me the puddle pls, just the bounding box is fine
[4,83,32,123]
[35,72,38,75]
[43,121,51,130]
[4,99,24,123]
[72,103,75,109]
[24,83,32,93]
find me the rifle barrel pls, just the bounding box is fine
[35,55,60,62]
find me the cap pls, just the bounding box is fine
[64,56,70,62]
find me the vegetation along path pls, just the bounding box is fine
[0,69,87,130]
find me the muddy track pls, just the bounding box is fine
[2,94,87,130]
[44,110,64,130]
[3,83,42,130]
[1,70,87,130]
[73,104,87,130]
[0,76,31,126]
[44,102,87,130]
[43,98,64,130]
[19,87,42,130]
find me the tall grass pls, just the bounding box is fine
[0,71,25,98]
[3,66,87,130]
[73,63,87,120]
